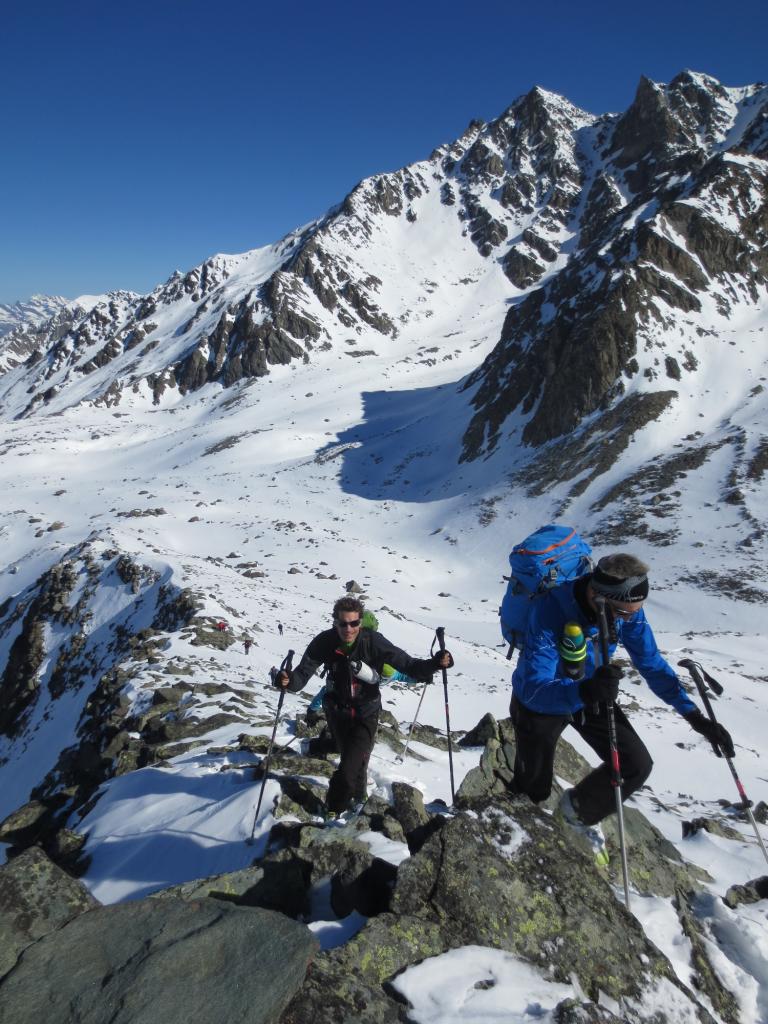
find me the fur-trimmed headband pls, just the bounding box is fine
[591,562,649,602]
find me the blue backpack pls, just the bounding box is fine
[499,525,592,655]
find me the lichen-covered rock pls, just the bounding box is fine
[403,721,450,751]
[331,856,397,919]
[722,874,768,909]
[391,796,706,1010]
[296,822,380,884]
[455,716,592,810]
[141,711,246,745]
[276,777,327,818]
[603,807,711,897]
[279,791,716,1023]
[388,782,442,853]
[0,847,98,980]
[390,782,430,836]
[0,799,54,847]
[279,914,446,1024]
[456,721,709,898]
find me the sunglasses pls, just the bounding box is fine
[335,618,361,629]
[604,600,643,619]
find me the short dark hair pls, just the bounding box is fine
[597,553,649,577]
[333,596,364,620]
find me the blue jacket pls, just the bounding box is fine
[511,581,696,716]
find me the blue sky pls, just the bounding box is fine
[1,0,765,304]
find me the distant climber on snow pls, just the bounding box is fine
[509,551,734,864]
[274,596,452,815]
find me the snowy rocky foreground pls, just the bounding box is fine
[0,437,766,1022]
[1,712,767,1024]
[1,68,768,1023]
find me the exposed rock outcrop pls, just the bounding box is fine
[0,894,317,1024]
[0,541,202,866]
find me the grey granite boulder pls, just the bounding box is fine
[0,897,317,1024]
[0,846,98,980]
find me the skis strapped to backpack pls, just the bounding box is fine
[499,524,592,658]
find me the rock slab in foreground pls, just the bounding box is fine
[0,897,318,1024]
[0,846,99,980]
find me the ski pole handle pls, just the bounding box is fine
[272,648,296,689]
[678,659,722,758]
[269,648,295,737]
[592,597,616,716]
[593,597,623,784]
[270,648,294,732]
[281,649,295,672]
[594,597,611,668]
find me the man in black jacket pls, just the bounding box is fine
[275,596,453,814]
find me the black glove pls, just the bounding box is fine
[578,664,623,704]
[432,650,454,670]
[685,710,735,758]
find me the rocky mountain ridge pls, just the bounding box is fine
[3,73,765,502]
[461,73,768,481]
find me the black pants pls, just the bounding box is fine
[325,706,378,813]
[510,696,653,826]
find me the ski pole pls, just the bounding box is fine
[246,648,295,846]
[678,658,768,866]
[396,681,429,764]
[595,598,631,910]
[433,626,456,804]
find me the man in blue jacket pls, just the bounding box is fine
[511,553,733,858]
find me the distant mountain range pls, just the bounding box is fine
[0,295,72,366]
[0,295,71,339]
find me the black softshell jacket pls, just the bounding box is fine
[287,628,435,717]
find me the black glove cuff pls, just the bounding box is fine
[684,709,707,730]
